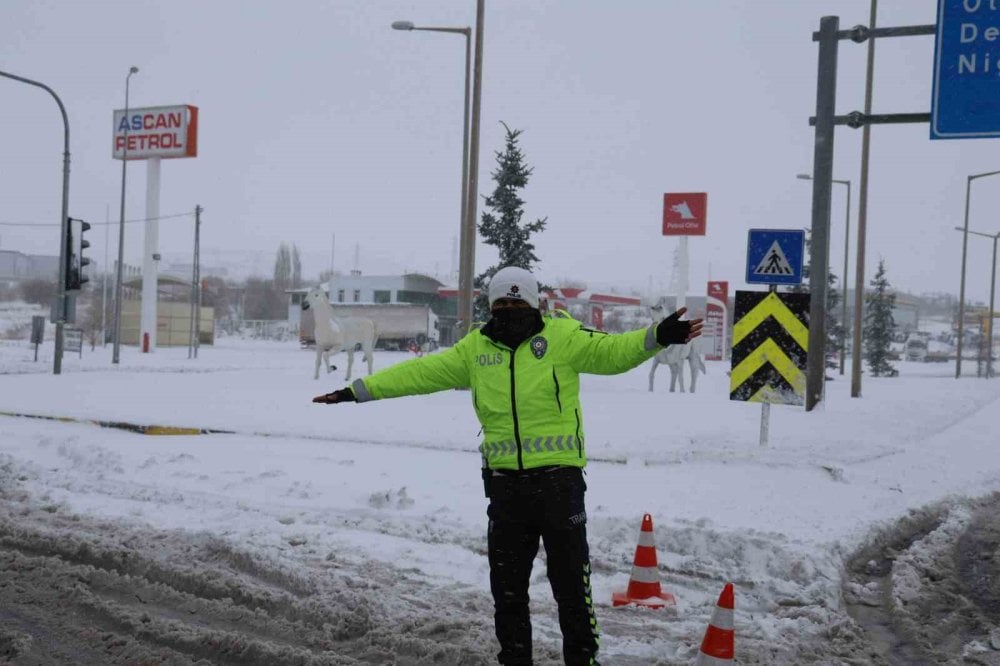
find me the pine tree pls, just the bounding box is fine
[474,122,547,320]
[863,258,897,377]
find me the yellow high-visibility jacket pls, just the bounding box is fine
[351,317,661,471]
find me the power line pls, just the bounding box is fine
[0,211,196,227]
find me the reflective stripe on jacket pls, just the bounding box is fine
[352,317,661,471]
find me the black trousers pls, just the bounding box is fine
[487,466,599,665]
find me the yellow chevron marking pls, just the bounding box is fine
[730,337,807,395]
[144,426,203,436]
[0,410,209,437]
[746,383,802,405]
[732,292,809,349]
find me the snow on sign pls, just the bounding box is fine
[662,192,707,235]
[745,229,805,285]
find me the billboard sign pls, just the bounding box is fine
[662,192,707,236]
[931,0,1000,139]
[112,105,199,160]
[704,281,729,361]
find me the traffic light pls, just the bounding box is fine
[65,217,91,291]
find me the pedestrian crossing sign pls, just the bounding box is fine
[745,229,805,285]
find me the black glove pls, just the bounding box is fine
[656,310,693,346]
[312,388,356,404]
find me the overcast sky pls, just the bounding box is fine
[3,1,1000,304]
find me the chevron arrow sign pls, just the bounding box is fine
[729,290,810,405]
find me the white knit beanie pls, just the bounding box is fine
[488,266,539,309]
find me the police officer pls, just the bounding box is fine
[313,266,702,665]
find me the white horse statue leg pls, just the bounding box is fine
[648,350,667,392]
[665,343,688,393]
[686,339,706,393]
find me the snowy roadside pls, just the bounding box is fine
[2,338,999,662]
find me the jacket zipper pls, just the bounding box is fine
[509,349,524,470]
[552,369,562,412]
[575,408,582,458]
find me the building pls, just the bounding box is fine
[327,271,444,306]
[0,250,60,287]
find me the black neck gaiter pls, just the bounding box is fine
[484,308,544,349]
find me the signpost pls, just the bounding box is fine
[737,230,809,446]
[662,193,707,236]
[112,104,198,354]
[63,327,83,358]
[704,281,729,361]
[31,315,45,362]
[745,229,805,286]
[932,0,1000,139]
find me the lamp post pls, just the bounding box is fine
[956,169,1000,378]
[954,226,1000,379]
[0,69,71,375]
[392,18,474,340]
[112,66,139,365]
[798,173,852,375]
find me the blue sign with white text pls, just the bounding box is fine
[745,229,805,285]
[931,0,1000,139]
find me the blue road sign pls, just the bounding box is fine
[746,229,805,285]
[931,0,1000,139]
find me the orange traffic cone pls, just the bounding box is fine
[612,513,676,608]
[695,583,734,664]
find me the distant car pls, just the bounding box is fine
[904,334,929,362]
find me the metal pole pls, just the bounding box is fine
[188,206,197,359]
[760,284,777,446]
[102,204,109,346]
[806,15,839,412]
[458,27,472,338]
[391,20,474,341]
[0,70,71,376]
[113,67,138,364]
[851,0,877,398]
[989,234,997,378]
[957,175,972,378]
[841,179,851,375]
[462,0,485,338]
[194,205,202,358]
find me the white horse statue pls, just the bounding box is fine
[302,286,378,381]
[647,301,706,393]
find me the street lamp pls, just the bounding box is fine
[392,18,474,340]
[0,69,72,375]
[798,173,852,375]
[954,226,1000,379]
[112,66,139,365]
[956,169,1000,378]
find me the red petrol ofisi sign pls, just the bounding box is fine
[112,105,198,160]
[705,281,729,361]
[662,192,707,236]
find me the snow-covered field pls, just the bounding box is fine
[1,334,999,663]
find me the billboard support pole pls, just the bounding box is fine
[140,157,161,352]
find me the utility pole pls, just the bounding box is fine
[460,0,485,336]
[188,205,202,359]
[102,203,109,346]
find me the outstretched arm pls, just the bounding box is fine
[311,342,471,405]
